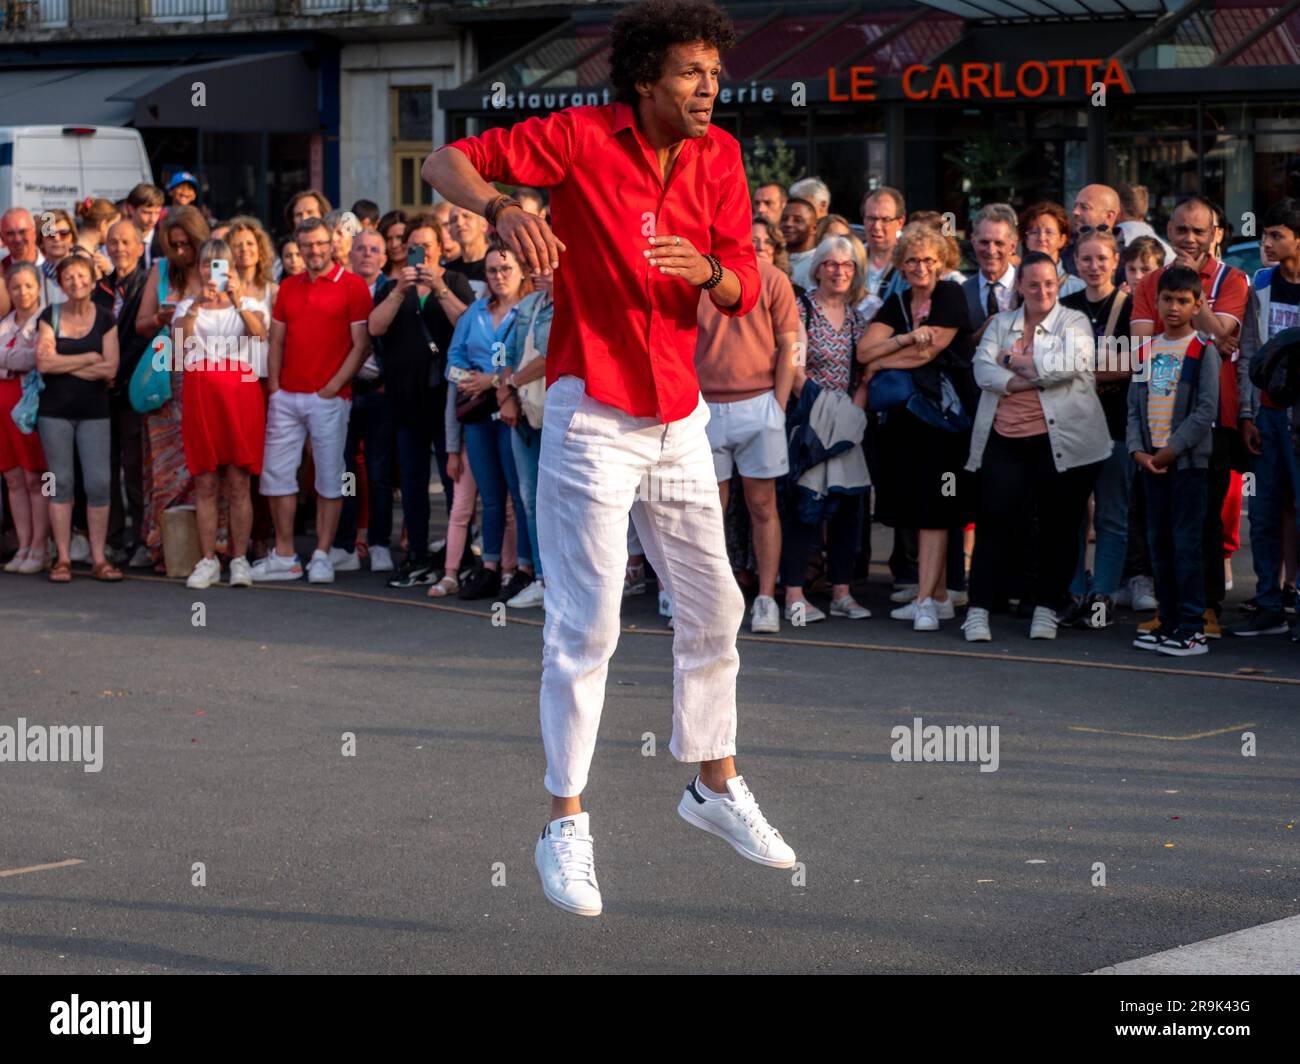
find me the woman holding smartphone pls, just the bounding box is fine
[175,239,269,589]
[135,206,210,569]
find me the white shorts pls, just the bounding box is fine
[259,389,352,498]
[705,391,789,481]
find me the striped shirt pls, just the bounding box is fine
[1146,333,1195,448]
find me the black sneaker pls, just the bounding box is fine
[1284,586,1297,615]
[387,556,437,588]
[1230,611,1289,637]
[1156,629,1209,657]
[500,569,534,603]
[458,565,501,601]
[1059,595,1090,628]
[1133,627,1170,651]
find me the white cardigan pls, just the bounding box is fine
[966,301,1113,474]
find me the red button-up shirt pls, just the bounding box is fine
[443,102,759,422]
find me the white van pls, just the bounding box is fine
[0,125,153,215]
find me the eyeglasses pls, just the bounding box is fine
[903,257,939,270]
[863,215,900,226]
[1024,228,1060,239]
[485,266,517,277]
[298,239,331,250]
[820,261,855,273]
[50,229,74,239]
[1077,224,1111,235]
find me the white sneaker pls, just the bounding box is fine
[327,547,360,572]
[1111,583,1131,607]
[912,597,941,631]
[307,550,334,584]
[948,588,969,608]
[250,550,303,582]
[186,556,222,590]
[750,594,780,633]
[18,550,49,575]
[623,563,646,598]
[4,548,28,573]
[1030,606,1059,639]
[962,606,992,642]
[1128,575,1158,612]
[889,583,919,604]
[507,579,546,609]
[891,597,955,621]
[534,812,602,917]
[658,589,673,618]
[128,545,153,569]
[784,600,826,624]
[228,556,253,588]
[368,545,394,572]
[678,775,796,869]
[69,533,91,563]
[829,595,871,619]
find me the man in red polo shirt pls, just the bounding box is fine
[423,0,796,918]
[1131,195,1251,631]
[252,216,373,584]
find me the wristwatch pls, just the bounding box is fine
[435,287,452,299]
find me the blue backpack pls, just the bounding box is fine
[128,259,173,413]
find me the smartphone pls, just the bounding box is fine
[407,246,425,267]
[210,259,229,292]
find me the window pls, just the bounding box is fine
[392,86,434,213]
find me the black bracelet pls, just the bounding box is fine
[701,254,724,290]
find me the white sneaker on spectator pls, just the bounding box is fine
[18,550,48,575]
[534,812,602,917]
[783,599,826,624]
[251,550,303,582]
[962,606,992,641]
[327,547,360,572]
[186,556,221,590]
[891,597,955,621]
[70,533,91,563]
[508,579,546,609]
[829,595,870,619]
[4,548,28,573]
[128,545,153,569]
[1111,583,1131,607]
[678,775,796,869]
[948,588,969,608]
[889,583,919,604]
[750,594,780,633]
[1030,606,1059,639]
[623,563,646,598]
[228,556,253,588]
[1128,575,1158,612]
[368,545,394,572]
[912,597,941,631]
[658,589,673,618]
[307,550,334,584]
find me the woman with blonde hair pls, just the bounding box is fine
[908,210,966,283]
[858,223,977,631]
[135,204,210,568]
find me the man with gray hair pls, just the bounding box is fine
[962,203,1020,329]
[788,177,830,219]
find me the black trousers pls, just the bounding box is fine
[781,493,863,589]
[107,393,145,552]
[970,431,1099,613]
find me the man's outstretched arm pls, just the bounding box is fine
[421,145,566,276]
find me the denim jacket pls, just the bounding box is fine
[967,301,1113,473]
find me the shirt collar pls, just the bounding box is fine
[983,264,1016,290]
[306,264,345,284]
[1011,299,1066,334]
[608,100,712,160]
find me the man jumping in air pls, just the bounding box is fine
[422,0,796,917]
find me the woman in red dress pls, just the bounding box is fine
[175,238,268,589]
[0,263,50,573]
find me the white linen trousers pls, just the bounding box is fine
[537,375,745,796]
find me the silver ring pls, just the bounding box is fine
[676,236,680,246]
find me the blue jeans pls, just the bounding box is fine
[464,418,532,567]
[511,421,543,578]
[334,386,394,551]
[1247,405,1300,612]
[1144,467,1207,632]
[1071,439,1131,597]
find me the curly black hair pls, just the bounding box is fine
[608,0,737,106]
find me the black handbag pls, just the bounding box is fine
[455,383,499,424]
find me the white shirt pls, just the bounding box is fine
[789,249,816,291]
[979,264,1018,315]
[1115,220,1176,265]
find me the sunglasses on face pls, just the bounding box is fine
[1077,224,1111,235]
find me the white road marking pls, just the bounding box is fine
[1092,914,1300,974]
